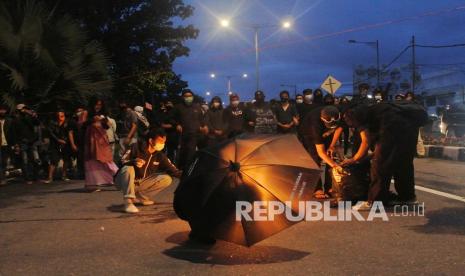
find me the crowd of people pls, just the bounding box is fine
[0,82,426,213]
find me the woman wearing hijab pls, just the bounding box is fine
[84,99,118,192]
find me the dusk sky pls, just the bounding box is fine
[173,0,465,101]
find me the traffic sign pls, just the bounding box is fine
[321,75,342,94]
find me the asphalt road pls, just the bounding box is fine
[0,158,464,275]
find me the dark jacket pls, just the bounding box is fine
[173,103,205,135]
[122,141,181,180]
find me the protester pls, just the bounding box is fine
[134,105,150,137]
[295,94,304,104]
[244,90,277,134]
[0,105,13,185]
[84,111,118,192]
[43,111,73,183]
[313,89,324,105]
[273,90,298,134]
[301,106,344,198]
[223,93,246,138]
[205,96,226,146]
[12,104,40,184]
[155,101,178,162]
[343,102,428,210]
[115,128,181,213]
[173,89,208,170]
[116,101,138,161]
[323,93,335,105]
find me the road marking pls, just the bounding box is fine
[415,185,465,203]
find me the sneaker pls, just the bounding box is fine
[42,179,53,184]
[352,201,372,211]
[124,203,139,213]
[61,177,71,182]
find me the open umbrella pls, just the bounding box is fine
[174,134,321,246]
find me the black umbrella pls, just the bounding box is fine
[174,134,321,246]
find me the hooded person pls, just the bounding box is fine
[301,105,344,199]
[134,105,150,137]
[313,89,324,105]
[173,89,208,169]
[205,96,226,146]
[223,93,245,138]
[244,90,277,134]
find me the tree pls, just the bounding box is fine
[0,0,112,111]
[41,0,199,102]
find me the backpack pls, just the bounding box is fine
[389,101,428,127]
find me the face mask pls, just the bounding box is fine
[184,96,194,105]
[154,143,165,152]
[280,97,289,103]
[304,94,313,102]
[231,100,240,107]
[375,95,382,100]
[255,96,264,103]
[213,102,220,108]
[296,99,303,104]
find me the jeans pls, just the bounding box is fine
[115,166,175,200]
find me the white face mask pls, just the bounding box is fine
[154,143,165,152]
[231,100,240,107]
[375,95,382,100]
[304,94,313,102]
[296,99,303,104]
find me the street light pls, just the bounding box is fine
[210,73,216,78]
[348,39,380,87]
[206,91,211,96]
[282,20,292,29]
[220,19,230,28]
[219,19,293,92]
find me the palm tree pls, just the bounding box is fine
[0,0,112,111]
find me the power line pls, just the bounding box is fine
[415,43,465,48]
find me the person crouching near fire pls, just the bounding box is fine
[115,128,181,213]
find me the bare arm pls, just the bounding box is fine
[315,144,339,168]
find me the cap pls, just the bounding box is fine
[229,93,239,101]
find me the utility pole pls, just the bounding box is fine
[411,35,416,93]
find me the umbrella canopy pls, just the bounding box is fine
[174,134,321,246]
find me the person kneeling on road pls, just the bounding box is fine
[115,128,181,213]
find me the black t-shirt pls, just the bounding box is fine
[273,103,298,133]
[244,102,277,134]
[223,105,245,133]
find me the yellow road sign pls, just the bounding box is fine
[321,75,341,94]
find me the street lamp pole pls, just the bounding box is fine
[254,27,260,92]
[376,40,380,88]
[227,76,232,92]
